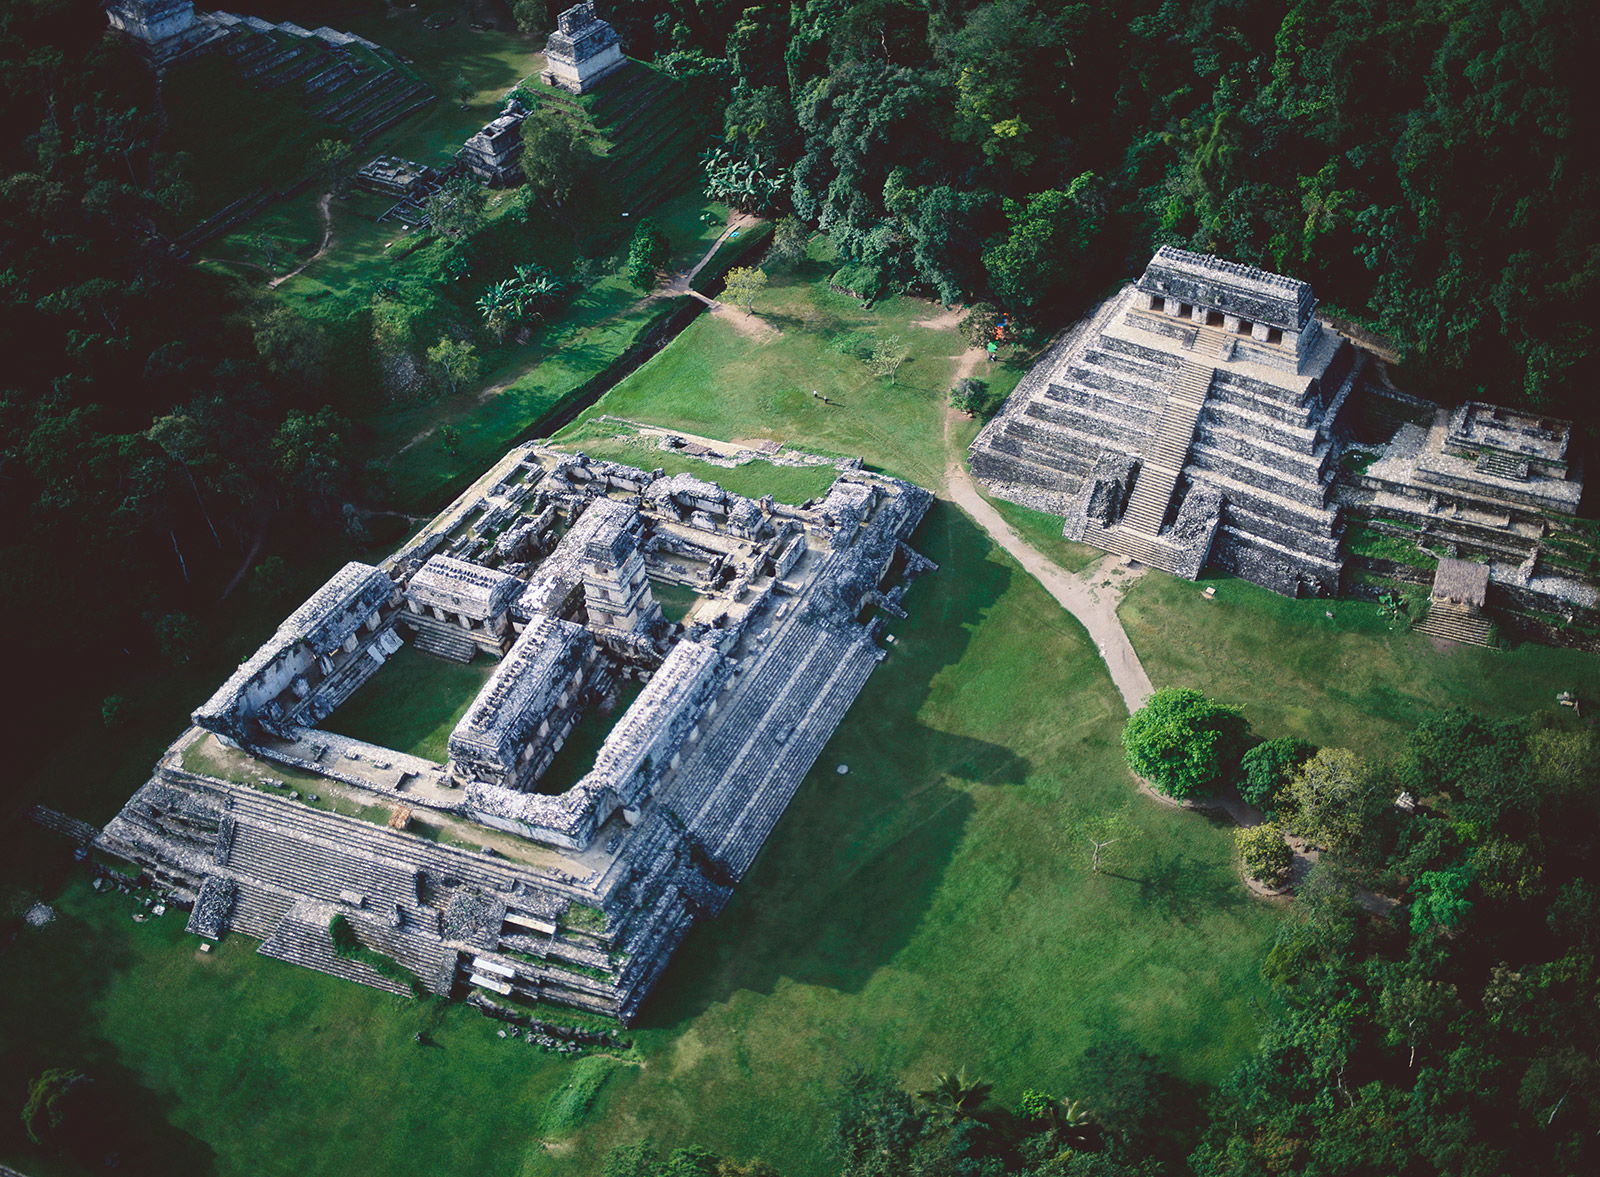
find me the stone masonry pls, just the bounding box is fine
[541,3,626,95]
[99,445,935,1024]
[971,247,1593,622]
[972,247,1360,596]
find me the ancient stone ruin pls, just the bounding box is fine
[104,2,433,140]
[971,247,1593,640]
[541,2,626,95]
[100,445,935,1023]
[456,104,529,187]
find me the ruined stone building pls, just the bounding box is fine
[456,109,528,187]
[100,446,934,1022]
[971,248,1592,641]
[541,3,626,95]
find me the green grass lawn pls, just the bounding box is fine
[0,505,1280,1177]
[651,580,700,623]
[324,645,496,762]
[1119,571,1600,757]
[559,240,982,491]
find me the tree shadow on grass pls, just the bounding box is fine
[0,890,219,1176]
[636,503,1039,1024]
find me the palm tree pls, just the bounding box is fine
[914,1067,992,1125]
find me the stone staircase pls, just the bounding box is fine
[24,804,98,844]
[1119,361,1213,535]
[257,907,414,996]
[1080,522,1189,576]
[1476,450,1530,480]
[1414,601,1496,647]
[664,614,881,881]
[406,616,478,663]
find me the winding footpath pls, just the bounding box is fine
[929,338,1155,714]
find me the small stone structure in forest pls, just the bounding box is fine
[541,2,627,94]
[100,444,934,1023]
[971,247,1594,642]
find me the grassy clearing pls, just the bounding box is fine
[651,580,700,623]
[559,239,981,490]
[0,506,1279,1177]
[324,645,496,762]
[1119,571,1600,757]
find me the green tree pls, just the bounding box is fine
[1121,687,1249,799]
[626,219,671,290]
[949,377,989,416]
[271,406,348,510]
[982,173,1106,310]
[249,555,290,600]
[151,612,201,664]
[426,176,487,239]
[1409,865,1473,935]
[517,104,602,229]
[767,216,810,266]
[1237,823,1293,885]
[508,0,546,35]
[306,137,350,196]
[1069,807,1138,874]
[721,265,768,312]
[426,338,480,396]
[1238,737,1315,812]
[1282,747,1386,855]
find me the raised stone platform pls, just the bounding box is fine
[99,444,935,1023]
[973,248,1358,596]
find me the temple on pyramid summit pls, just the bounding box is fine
[970,247,1593,646]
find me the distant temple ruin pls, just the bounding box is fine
[541,2,626,94]
[971,247,1592,643]
[100,445,934,1022]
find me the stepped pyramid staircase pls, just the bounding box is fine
[1081,360,1214,574]
[1414,600,1496,647]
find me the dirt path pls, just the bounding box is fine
[911,304,967,331]
[940,405,1155,713]
[268,192,334,290]
[663,213,778,342]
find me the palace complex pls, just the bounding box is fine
[99,446,934,1023]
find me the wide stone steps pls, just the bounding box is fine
[716,639,878,877]
[664,614,881,885]
[258,911,413,996]
[1080,523,1189,577]
[407,618,477,663]
[1476,450,1529,480]
[1415,604,1495,647]
[24,804,98,843]
[224,786,555,914]
[229,880,296,939]
[228,816,415,914]
[1117,361,1212,536]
